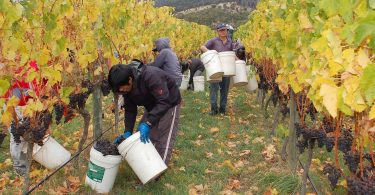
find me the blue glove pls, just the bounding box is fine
[114,131,132,144]
[138,122,151,144]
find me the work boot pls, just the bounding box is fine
[219,108,226,115]
[210,105,218,116]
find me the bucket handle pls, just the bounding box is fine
[121,140,140,160]
[203,53,217,65]
[163,106,177,161]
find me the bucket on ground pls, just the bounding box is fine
[193,76,205,92]
[180,75,189,90]
[218,51,236,77]
[246,66,258,92]
[32,135,71,170]
[233,60,248,87]
[201,50,223,79]
[117,132,167,184]
[85,146,122,193]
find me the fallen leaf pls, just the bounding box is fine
[205,169,214,174]
[262,144,277,161]
[179,166,186,172]
[67,176,80,192]
[205,152,213,158]
[227,133,237,139]
[234,160,244,169]
[30,169,43,179]
[227,179,241,190]
[239,150,251,156]
[252,137,265,144]
[55,186,69,194]
[210,127,220,134]
[264,188,278,195]
[222,160,235,171]
[220,190,238,195]
[227,142,237,148]
[165,183,175,190]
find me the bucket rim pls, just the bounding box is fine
[90,147,122,164]
[117,131,141,155]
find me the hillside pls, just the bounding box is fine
[155,0,258,12]
[155,0,259,28]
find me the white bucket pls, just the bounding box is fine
[247,76,258,91]
[85,147,122,193]
[218,51,236,77]
[193,76,205,92]
[117,132,167,184]
[233,60,248,87]
[201,50,224,79]
[180,76,189,90]
[206,69,222,83]
[32,136,71,170]
[246,66,258,92]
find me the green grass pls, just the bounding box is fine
[0,87,337,194]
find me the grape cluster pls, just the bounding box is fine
[82,79,94,94]
[307,103,317,121]
[101,79,111,96]
[322,117,334,133]
[295,123,326,153]
[69,92,90,110]
[0,132,7,146]
[338,128,353,153]
[54,102,64,125]
[344,151,360,173]
[94,140,120,156]
[323,164,341,188]
[280,102,289,120]
[324,137,335,152]
[347,177,375,195]
[30,111,52,145]
[10,118,30,143]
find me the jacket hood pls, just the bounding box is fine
[155,37,170,51]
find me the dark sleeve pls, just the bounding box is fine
[197,60,205,72]
[144,74,171,126]
[148,50,166,69]
[124,95,137,132]
[189,68,194,85]
[205,39,215,50]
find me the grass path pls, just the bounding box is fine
[0,88,339,194]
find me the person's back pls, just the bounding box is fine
[149,37,183,86]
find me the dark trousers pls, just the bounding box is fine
[142,105,180,165]
[209,77,230,113]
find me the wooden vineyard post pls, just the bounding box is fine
[288,90,298,172]
[93,60,103,139]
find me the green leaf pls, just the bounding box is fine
[319,0,339,17]
[0,79,10,96]
[354,20,375,46]
[360,64,375,105]
[370,0,375,9]
[338,86,353,116]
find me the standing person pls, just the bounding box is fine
[110,60,181,167]
[201,23,234,115]
[149,37,183,87]
[184,59,205,91]
[2,61,41,176]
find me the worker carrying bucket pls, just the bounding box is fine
[108,59,181,183]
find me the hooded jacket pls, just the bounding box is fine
[123,64,181,131]
[149,38,182,83]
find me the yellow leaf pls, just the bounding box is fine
[30,169,43,179]
[210,127,219,134]
[298,11,312,29]
[320,83,338,118]
[222,160,235,171]
[357,49,370,68]
[369,105,375,119]
[38,48,50,65]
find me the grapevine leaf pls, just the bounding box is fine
[320,83,338,118]
[360,64,375,105]
[0,79,10,96]
[370,0,375,9]
[370,104,375,119]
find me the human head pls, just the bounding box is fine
[108,64,134,94]
[216,23,228,38]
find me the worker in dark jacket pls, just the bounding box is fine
[182,58,205,90]
[149,37,183,87]
[109,60,181,165]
